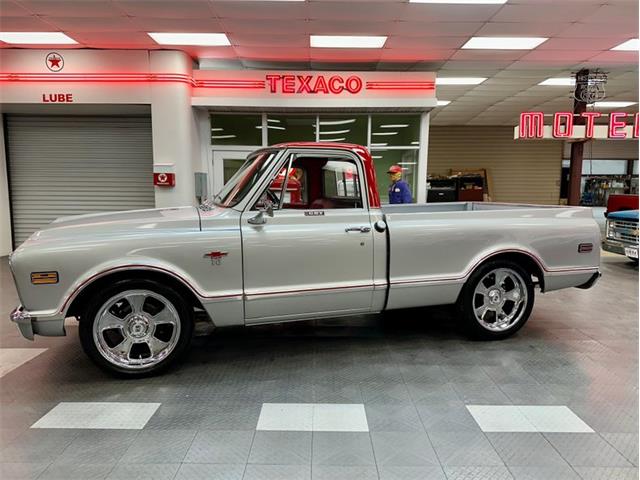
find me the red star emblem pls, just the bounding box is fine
[48,55,61,68]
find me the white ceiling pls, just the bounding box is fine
[0,0,638,125]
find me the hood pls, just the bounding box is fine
[30,206,202,243]
[607,209,639,221]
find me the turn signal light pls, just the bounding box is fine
[31,272,59,284]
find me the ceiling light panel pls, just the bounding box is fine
[462,37,548,50]
[148,33,230,46]
[539,77,575,86]
[611,39,639,51]
[310,35,387,48]
[590,101,637,108]
[436,77,487,85]
[0,32,77,44]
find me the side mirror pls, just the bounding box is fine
[248,196,274,225]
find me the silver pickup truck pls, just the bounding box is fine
[9,142,601,376]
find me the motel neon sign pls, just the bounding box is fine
[518,111,640,140]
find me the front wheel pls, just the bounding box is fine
[79,279,193,377]
[457,260,534,340]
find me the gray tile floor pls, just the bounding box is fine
[0,254,637,480]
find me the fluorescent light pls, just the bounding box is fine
[318,119,357,125]
[398,162,417,165]
[411,141,420,145]
[380,124,409,128]
[211,128,224,131]
[372,155,383,159]
[590,101,637,108]
[255,125,285,130]
[437,100,451,106]
[372,132,399,136]
[371,142,388,147]
[611,39,639,51]
[267,118,281,123]
[320,137,346,142]
[212,135,236,139]
[148,32,230,46]
[462,37,548,50]
[319,129,350,135]
[0,32,77,44]
[410,0,506,3]
[436,77,487,85]
[310,35,387,49]
[539,77,575,86]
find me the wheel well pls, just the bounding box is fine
[479,252,545,291]
[66,269,206,320]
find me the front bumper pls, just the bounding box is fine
[602,239,627,256]
[10,305,66,340]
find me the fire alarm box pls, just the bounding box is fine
[154,172,175,187]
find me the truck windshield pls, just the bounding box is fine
[202,151,277,209]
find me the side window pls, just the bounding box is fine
[319,160,362,209]
[254,157,308,210]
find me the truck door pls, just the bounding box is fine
[240,152,375,324]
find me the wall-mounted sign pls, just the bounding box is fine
[516,111,639,140]
[41,93,73,103]
[153,172,175,187]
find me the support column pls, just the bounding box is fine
[0,114,13,255]
[149,51,196,208]
[417,111,430,203]
[568,69,589,206]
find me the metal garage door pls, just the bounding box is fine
[6,115,155,246]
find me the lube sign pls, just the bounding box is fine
[265,74,363,94]
[517,111,640,140]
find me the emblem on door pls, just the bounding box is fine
[204,251,228,265]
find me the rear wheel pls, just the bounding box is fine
[79,279,193,377]
[457,260,534,339]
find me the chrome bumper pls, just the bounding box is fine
[10,305,66,340]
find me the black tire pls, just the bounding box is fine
[457,260,534,340]
[79,279,194,377]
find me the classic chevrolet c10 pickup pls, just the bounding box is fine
[9,142,601,376]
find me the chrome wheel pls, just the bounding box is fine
[92,289,181,370]
[473,268,527,332]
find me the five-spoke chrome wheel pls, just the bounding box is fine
[472,267,528,332]
[92,289,181,370]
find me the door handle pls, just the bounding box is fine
[345,226,371,233]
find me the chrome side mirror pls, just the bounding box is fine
[248,196,274,225]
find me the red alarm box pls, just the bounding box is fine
[153,172,175,187]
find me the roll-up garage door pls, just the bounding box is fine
[6,116,155,246]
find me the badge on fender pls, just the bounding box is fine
[204,251,228,265]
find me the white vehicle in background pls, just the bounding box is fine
[10,142,601,376]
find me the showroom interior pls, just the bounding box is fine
[0,0,638,479]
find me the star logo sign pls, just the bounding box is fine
[46,52,64,72]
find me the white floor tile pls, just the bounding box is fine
[518,406,594,433]
[256,403,369,432]
[31,402,161,429]
[466,405,537,432]
[256,404,313,431]
[312,404,369,432]
[0,348,47,378]
[467,405,593,433]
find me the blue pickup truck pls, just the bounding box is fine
[603,209,639,262]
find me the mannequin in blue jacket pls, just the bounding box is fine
[387,165,413,204]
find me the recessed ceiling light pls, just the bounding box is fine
[148,32,230,46]
[539,77,576,86]
[611,39,639,51]
[410,0,506,3]
[380,124,409,128]
[372,132,399,136]
[436,77,487,85]
[590,101,637,108]
[310,35,387,48]
[437,100,451,106]
[462,37,548,50]
[255,125,286,130]
[0,32,77,44]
